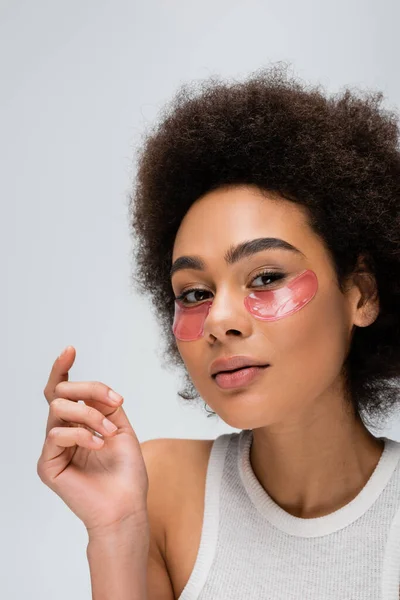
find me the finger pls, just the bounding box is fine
[53,380,124,411]
[43,346,76,405]
[45,403,133,443]
[40,426,105,463]
[45,398,119,438]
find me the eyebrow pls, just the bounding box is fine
[170,237,305,278]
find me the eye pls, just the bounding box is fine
[175,272,286,305]
[251,270,285,287]
[175,288,213,305]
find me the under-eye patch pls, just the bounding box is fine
[172,269,318,341]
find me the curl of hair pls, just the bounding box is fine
[129,63,400,430]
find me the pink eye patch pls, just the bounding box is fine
[172,269,318,341]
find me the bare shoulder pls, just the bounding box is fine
[140,437,215,599]
[140,437,214,539]
[141,436,214,471]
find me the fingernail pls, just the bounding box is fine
[103,418,118,433]
[58,346,69,359]
[108,389,123,404]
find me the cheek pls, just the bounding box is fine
[264,288,350,382]
[176,338,219,398]
[176,339,204,375]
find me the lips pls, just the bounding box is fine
[214,365,270,390]
[210,355,270,377]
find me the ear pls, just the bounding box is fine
[350,255,380,328]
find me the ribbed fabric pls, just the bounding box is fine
[178,429,400,600]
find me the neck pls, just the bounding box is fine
[250,396,385,519]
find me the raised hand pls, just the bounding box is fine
[37,346,149,540]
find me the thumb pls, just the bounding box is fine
[106,403,140,439]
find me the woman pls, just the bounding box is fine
[37,64,400,599]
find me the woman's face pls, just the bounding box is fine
[170,185,362,430]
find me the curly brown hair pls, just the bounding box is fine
[128,63,400,430]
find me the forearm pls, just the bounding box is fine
[86,518,150,600]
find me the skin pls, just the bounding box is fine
[38,347,150,535]
[171,183,384,519]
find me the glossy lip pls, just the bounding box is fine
[209,355,270,377]
[214,365,269,390]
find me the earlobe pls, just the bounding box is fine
[352,271,380,328]
[354,301,380,328]
[364,296,380,326]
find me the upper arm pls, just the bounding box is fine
[140,439,176,600]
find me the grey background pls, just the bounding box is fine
[2,0,400,597]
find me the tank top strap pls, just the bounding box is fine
[178,432,233,600]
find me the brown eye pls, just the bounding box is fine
[176,288,213,305]
[251,271,285,287]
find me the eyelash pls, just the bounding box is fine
[175,270,286,305]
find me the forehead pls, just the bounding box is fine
[172,185,314,262]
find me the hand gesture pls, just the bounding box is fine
[37,346,149,539]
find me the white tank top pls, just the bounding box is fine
[178,429,400,600]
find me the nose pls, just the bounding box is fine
[203,286,252,342]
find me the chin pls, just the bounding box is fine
[204,390,275,430]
